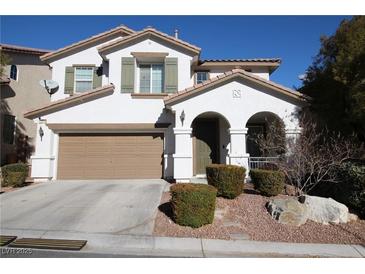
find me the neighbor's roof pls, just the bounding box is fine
[98,27,201,56]
[40,25,135,62]
[200,58,281,63]
[24,84,115,119]
[0,43,51,55]
[164,69,309,105]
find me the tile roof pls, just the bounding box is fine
[200,58,281,63]
[164,69,309,105]
[40,25,135,62]
[98,27,201,55]
[0,43,50,55]
[24,84,115,119]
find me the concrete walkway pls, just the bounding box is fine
[1,228,364,258]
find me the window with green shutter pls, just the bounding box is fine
[164,57,178,93]
[121,57,135,93]
[64,66,75,94]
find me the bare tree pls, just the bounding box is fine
[255,115,363,195]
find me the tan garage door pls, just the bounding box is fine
[57,133,163,179]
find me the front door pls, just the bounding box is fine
[193,118,219,175]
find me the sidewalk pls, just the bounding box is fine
[1,228,364,258]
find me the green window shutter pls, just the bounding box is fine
[93,66,102,89]
[64,66,74,95]
[121,57,135,93]
[164,58,178,93]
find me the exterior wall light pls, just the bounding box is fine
[39,126,44,141]
[180,110,185,126]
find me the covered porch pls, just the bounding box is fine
[164,69,305,182]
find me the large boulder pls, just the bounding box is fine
[300,195,350,224]
[266,198,308,226]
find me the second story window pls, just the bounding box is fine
[196,71,209,84]
[10,65,18,80]
[74,67,93,92]
[139,64,164,93]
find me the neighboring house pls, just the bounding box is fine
[0,44,51,166]
[23,25,307,182]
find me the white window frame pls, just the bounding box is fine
[74,66,94,93]
[138,63,164,94]
[195,71,209,84]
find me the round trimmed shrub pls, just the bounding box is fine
[1,163,29,187]
[6,172,27,187]
[250,169,285,196]
[170,183,217,228]
[206,164,245,199]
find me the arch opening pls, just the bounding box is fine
[245,111,285,158]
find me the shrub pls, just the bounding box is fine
[206,164,246,199]
[6,172,27,187]
[170,183,217,228]
[250,169,285,196]
[1,163,29,187]
[311,161,365,218]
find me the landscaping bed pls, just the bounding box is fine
[153,183,365,244]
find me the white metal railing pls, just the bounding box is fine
[248,157,279,170]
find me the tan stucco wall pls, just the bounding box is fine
[1,52,51,165]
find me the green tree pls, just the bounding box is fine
[0,51,11,76]
[300,16,365,140]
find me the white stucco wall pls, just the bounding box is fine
[209,67,270,80]
[30,31,302,182]
[49,36,125,102]
[105,38,195,93]
[170,78,302,181]
[31,91,176,180]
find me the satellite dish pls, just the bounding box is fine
[39,80,59,96]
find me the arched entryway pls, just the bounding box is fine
[191,112,230,175]
[245,112,285,169]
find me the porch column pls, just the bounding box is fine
[228,128,250,172]
[30,120,56,181]
[173,127,193,182]
[285,127,302,154]
[285,127,302,140]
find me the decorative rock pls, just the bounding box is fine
[266,198,308,226]
[348,213,359,222]
[302,195,350,225]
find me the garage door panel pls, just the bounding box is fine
[57,133,163,179]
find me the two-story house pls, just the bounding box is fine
[24,25,306,182]
[1,44,51,166]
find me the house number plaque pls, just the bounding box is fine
[232,89,242,98]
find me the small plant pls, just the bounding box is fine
[1,163,29,187]
[206,164,245,199]
[250,169,285,196]
[170,183,217,228]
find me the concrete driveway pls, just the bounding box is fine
[0,180,168,236]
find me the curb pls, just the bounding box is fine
[1,228,364,258]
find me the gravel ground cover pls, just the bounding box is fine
[153,184,365,244]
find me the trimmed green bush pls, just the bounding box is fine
[250,169,285,196]
[170,183,217,228]
[206,164,246,199]
[1,163,29,187]
[6,172,27,187]
[311,161,365,218]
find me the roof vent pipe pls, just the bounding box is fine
[174,28,179,39]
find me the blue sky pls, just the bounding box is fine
[0,16,351,88]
